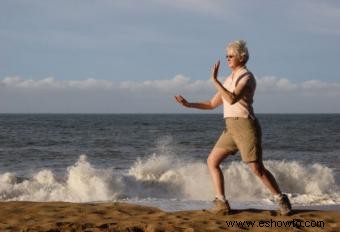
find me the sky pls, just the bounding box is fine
[1,0,340,113]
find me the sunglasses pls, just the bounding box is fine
[226,55,235,59]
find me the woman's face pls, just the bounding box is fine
[226,48,242,70]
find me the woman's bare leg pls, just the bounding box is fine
[247,161,281,195]
[207,147,231,198]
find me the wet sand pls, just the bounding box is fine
[0,201,339,231]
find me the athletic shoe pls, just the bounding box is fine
[208,198,231,214]
[276,194,292,216]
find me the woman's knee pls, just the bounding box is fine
[207,148,230,168]
[248,162,265,176]
[207,155,218,168]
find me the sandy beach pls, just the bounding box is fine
[0,202,338,232]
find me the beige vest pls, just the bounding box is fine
[222,67,256,118]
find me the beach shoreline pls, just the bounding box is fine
[0,201,339,231]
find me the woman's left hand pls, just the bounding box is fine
[211,60,220,84]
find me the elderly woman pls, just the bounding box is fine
[175,40,291,215]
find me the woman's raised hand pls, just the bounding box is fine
[211,60,220,82]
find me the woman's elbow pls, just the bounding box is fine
[229,99,237,105]
[222,98,236,105]
[228,95,239,105]
[209,102,221,109]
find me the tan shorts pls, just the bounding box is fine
[214,117,262,163]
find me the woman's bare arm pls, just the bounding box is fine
[174,92,222,110]
[211,60,248,105]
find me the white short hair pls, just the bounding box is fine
[227,40,249,64]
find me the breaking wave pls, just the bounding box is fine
[1,154,339,206]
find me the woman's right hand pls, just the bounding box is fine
[174,95,191,108]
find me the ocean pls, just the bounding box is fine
[0,114,339,211]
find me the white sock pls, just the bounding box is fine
[216,195,226,202]
[274,193,283,201]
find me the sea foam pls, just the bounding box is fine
[0,154,339,207]
[0,155,123,202]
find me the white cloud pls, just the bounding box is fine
[0,76,113,90]
[256,76,340,95]
[1,75,340,113]
[119,75,211,94]
[2,75,340,94]
[0,75,212,94]
[301,80,340,92]
[256,76,298,93]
